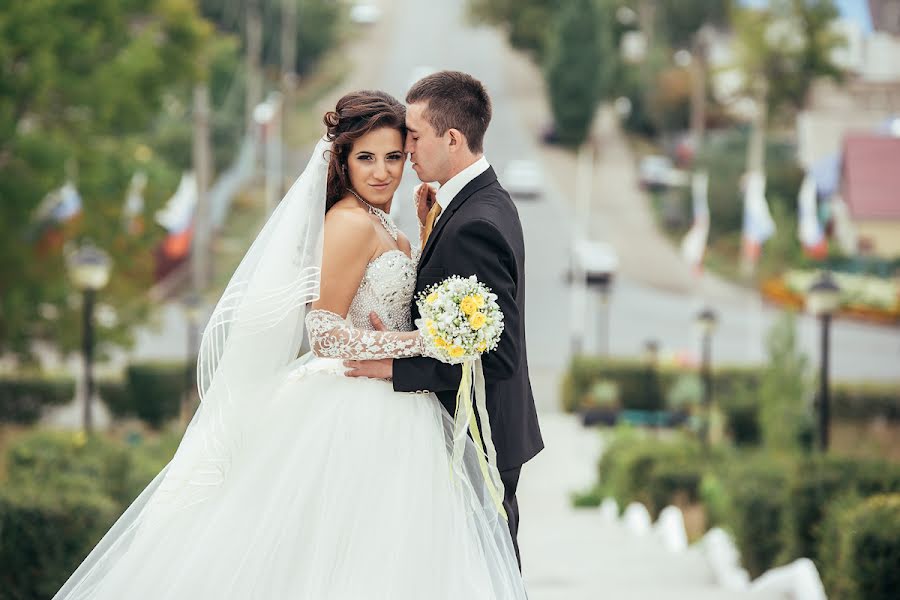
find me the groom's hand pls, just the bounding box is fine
[414,183,437,227]
[344,358,393,380]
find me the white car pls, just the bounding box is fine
[501,159,543,198]
[638,155,689,190]
[350,3,381,25]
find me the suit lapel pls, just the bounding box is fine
[418,167,497,271]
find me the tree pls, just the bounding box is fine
[758,312,814,453]
[733,0,845,170]
[467,0,556,61]
[544,0,609,147]
[0,0,211,362]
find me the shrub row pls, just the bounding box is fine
[0,362,189,429]
[561,358,900,431]
[587,431,900,597]
[0,375,74,424]
[0,430,180,599]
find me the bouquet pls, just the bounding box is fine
[416,275,505,363]
[416,275,508,520]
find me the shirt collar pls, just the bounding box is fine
[435,156,490,214]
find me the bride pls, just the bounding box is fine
[52,90,527,599]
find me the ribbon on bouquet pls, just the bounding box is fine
[451,358,507,521]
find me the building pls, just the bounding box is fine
[839,134,900,258]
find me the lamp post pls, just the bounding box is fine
[806,272,842,452]
[695,307,718,447]
[66,242,112,433]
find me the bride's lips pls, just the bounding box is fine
[369,182,391,191]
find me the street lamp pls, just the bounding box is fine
[181,292,203,427]
[806,271,842,451]
[695,306,718,447]
[66,241,112,433]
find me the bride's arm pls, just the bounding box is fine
[306,208,423,360]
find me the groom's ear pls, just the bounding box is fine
[447,128,466,152]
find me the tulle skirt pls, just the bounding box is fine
[53,356,526,599]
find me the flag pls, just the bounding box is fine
[741,171,776,263]
[122,171,147,235]
[155,171,197,262]
[680,170,710,274]
[797,172,828,259]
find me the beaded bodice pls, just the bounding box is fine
[347,249,417,332]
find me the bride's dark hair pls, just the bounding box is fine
[322,90,407,212]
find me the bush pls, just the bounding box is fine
[98,362,187,429]
[0,483,119,600]
[783,455,900,566]
[0,374,74,424]
[819,494,900,600]
[713,454,793,577]
[831,383,900,422]
[597,430,703,516]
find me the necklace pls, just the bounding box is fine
[348,188,399,241]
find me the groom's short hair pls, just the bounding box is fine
[407,71,492,154]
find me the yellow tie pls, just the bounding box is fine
[421,202,443,251]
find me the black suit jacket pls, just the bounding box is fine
[393,167,544,471]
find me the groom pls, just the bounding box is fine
[346,70,543,566]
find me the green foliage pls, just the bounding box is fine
[0,0,211,361]
[831,383,900,422]
[733,0,845,120]
[467,0,555,60]
[543,0,608,147]
[758,312,814,453]
[650,0,732,49]
[0,481,120,600]
[0,428,180,596]
[0,374,74,424]
[100,362,187,429]
[597,430,703,516]
[782,455,900,566]
[715,453,794,576]
[819,494,900,600]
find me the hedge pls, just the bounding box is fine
[782,455,900,566]
[0,375,74,424]
[98,362,188,429]
[0,482,119,600]
[0,430,180,598]
[561,358,900,435]
[819,494,900,600]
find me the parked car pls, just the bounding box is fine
[501,159,543,198]
[638,154,689,191]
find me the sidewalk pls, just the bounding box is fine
[519,408,775,600]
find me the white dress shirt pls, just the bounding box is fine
[434,156,490,224]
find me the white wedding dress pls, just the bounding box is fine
[53,243,527,599]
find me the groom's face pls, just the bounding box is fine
[405,102,450,185]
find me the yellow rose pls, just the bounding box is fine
[472,294,485,309]
[449,345,465,358]
[460,296,478,316]
[435,337,449,349]
[469,312,487,330]
[476,341,488,353]
[426,292,439,304]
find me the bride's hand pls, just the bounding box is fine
[414,183,436,227]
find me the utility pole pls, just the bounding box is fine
[245,0,263,133]
[192,83,212,292]
[689,29,709,152]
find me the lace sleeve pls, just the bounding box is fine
[305,309,424,359]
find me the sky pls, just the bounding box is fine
[737,0,874,32]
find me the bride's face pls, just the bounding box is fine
[347,127,406,208]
